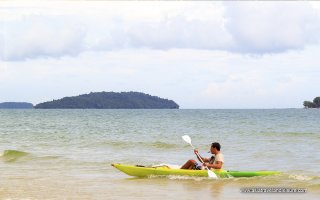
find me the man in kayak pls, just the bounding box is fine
[180,142,224,170]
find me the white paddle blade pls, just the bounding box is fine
[207,169,218,179]
[182,135,192,145]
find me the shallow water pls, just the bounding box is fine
[0,109,319,199]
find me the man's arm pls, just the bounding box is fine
[194,149,209,162]
[204,161,223,169]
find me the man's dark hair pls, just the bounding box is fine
[211,142,221,151]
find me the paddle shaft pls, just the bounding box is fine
[195,152,205,164]
[190,144,211,170]
[188,143,206,163]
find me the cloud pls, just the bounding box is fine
[1,15,86,61]
[1,9,231,61]
[126,16,232,50]
[224,2,320,54]
[1,2,320,61]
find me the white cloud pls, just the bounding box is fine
[0,2,229,60]
[1,1,320,61]
[197,46,319,108]
[224,2,320,54]
[1,15,86,60]
[126,16,231,50]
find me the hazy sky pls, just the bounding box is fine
[1,1,320,108]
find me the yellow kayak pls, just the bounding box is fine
[112,163,281,178]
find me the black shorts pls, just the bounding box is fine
[192,162,202,170]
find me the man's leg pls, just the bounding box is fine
[180,159,196,169]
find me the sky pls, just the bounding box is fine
[1,1,320,108]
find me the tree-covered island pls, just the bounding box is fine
[34,92,179,109]
[303,97,320,108]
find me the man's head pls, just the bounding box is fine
[210,142,221,154]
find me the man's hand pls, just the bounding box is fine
[194,149,199,155]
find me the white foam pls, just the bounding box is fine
[289,174,312,181]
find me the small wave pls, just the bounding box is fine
[262,131,317,137]
[288,174,319,181]
[98,140,179,149]
[147,141,179,149]
[0,150,29,162]
[103,141,135,148]
[37,155,61,160]
[147,174,207,181]
[284,132,317,136]
[167,175,206,181]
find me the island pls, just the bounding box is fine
[34,92,179,109]
[303,97,320,108]
[0,102,33,109]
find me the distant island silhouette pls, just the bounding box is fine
[34,92,179,109]
[303,97,320,108]
[0,102,33,109]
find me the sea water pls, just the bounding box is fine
[0,109,319,199]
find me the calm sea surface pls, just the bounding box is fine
[0,109,319,199]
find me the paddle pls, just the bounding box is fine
[182,135,218,179]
